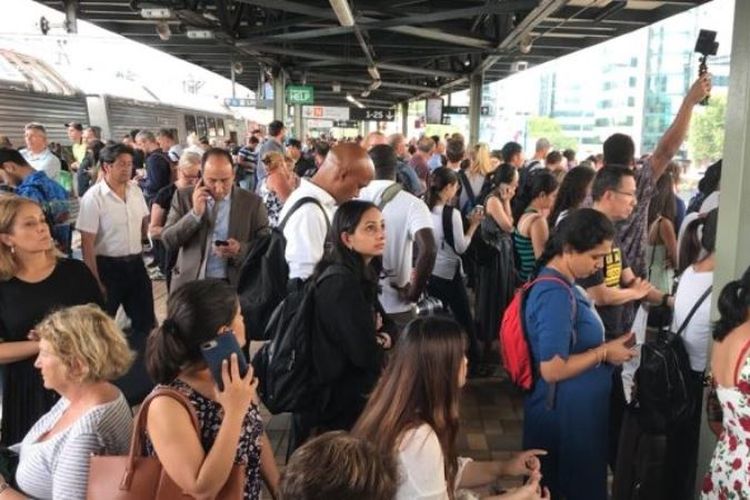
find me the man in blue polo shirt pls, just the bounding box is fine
[0,148,72,253]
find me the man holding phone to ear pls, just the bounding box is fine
[162,148,268,292]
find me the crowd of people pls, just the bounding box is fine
[0,72,747,500]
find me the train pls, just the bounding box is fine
[0,49,246,148]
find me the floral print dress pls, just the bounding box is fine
[145,379,265,500]
[260,179,284,227]
[702,348,750,499]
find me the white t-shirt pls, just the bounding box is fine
[430,204,472,280]
[279,178,336,280]
[359,180,433,314]
[76,181,149,257]
[21,148,61,182]
[396,423,472,500]
[672,265,713,371]
[677,192,720,264]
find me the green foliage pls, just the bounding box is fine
[526,116,578,151]
[688,93,726,165]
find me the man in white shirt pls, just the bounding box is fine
[279,143,374,284]
[21,123,61,182]
[76,143,155,335]
[359,144,436,329]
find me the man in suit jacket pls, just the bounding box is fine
[162,148,268,292]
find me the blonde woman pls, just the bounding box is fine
[3,305,134,499]
[0,196,103,445]
[458,143,494,215]
[259,151,296,226]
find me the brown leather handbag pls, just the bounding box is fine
[87,386,246,499]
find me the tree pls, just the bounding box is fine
[688,93,726,166]
[526,116,578,152]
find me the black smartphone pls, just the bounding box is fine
[200,333,248,391]
[214,240,229,247]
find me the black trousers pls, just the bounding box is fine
[97,255,156,334]
[610,366,626,471]
[664,370,705,500]
[427,269,481,368]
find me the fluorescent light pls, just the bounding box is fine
[361,90,371,97]
[369,79,381,91]
[346,93,365,108]
[186,29,215,40]
[141,8,173,19]
[330,0,355,27]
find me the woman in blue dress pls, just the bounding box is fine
[522,208,637,499]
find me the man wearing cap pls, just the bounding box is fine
[20,122,61,182]
[66,122,87,172]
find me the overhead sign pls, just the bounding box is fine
[286,85,315,105]
[349,107,395,121]
[224,98,256,107]
[443,105,491,116]
[333,120,359,128]
[306,119,335,129]
[302,105,350,121]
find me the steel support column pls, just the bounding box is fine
[469,71,483,146]
[273,72,287,123]
[696,0,750,494]
[293,104,303,139]
[401,102,409,136]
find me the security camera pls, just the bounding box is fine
[155,21,171,41]
[511,61,529,72]
[519,35,533,54]
[232,62,244,75]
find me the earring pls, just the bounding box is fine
[9,245,14,255]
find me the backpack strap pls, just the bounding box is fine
[734,337,750,386]
[458,171,476,206]
[377,183,403,211]
[675,285,712,337]
[278,196,330,232]
[523,275,578,409]
[442,205,456,252]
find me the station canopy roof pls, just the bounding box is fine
[37,0,710,108]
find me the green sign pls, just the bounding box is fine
[286,85,314,105]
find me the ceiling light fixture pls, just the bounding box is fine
[141,8,173,19]
[329,0,355,27]
[346,93,365,108]
[155,21,171,41]
[186,29,215,40]
[368,66,380,80]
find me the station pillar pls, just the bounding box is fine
[273,72,286,123]
[696,0,750,493]
[293,103,304,140]
[401,101,409,137]
[469,71,483,146]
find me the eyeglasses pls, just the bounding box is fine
[614,190,637,200]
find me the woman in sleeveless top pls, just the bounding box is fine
[645,173,678,294]
[477,165,518,364]
[512,170,558,283]
[144,279,280,500]
[702,265,750,499]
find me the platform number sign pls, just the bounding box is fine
[350,108,395,121]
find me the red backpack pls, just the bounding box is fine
[499,276,577,392]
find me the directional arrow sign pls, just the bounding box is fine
[224,98,257,107]
[350,107,395,121]
[442,105,491,116]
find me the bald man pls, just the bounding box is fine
[278,142,374,283]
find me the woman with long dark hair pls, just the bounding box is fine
[144,279,280,499]
[702,264,750,499]
[354,317,548,500]
[306,199,393,436]
[547,165,595,228]
[513,170,558,283]
[645,172,678,294]
[477,164,519,366]
[425,167,483,375]
[659,209,717,498]
[522,209,636,499]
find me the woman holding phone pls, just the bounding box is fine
[144,279,280,499]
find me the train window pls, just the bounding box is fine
[217,118,225,137]
[207,117,217,137]
[185,115,197,135]
[196,115,208,138]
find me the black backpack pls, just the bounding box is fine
[634,286,711,434]
[251,264,348,414]
[237,197,329,341]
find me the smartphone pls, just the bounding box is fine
[473,205,485,215]
[200,333,248,391]
[214,240,229,247]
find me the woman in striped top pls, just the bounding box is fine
[6,304,135,499]
[512,170,559,283]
